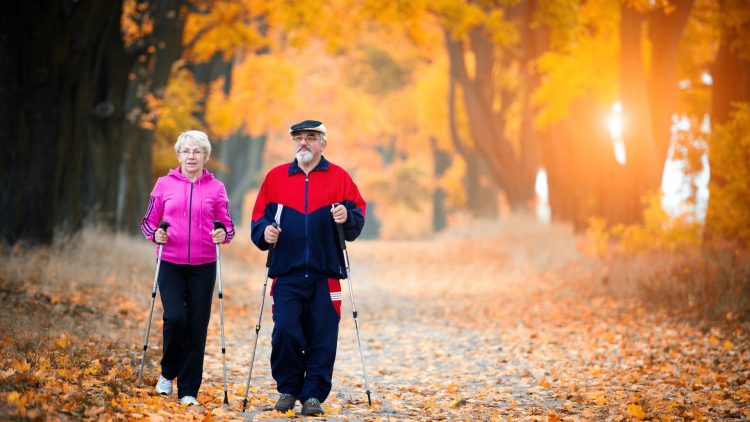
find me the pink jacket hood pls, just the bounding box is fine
[141,167,235,265]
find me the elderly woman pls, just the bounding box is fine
[140,130,235,406]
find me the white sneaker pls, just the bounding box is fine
[179,396,199,406]
[155,375,173,395]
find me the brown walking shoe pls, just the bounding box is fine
[301,398,324,416]
[274,393,297,412]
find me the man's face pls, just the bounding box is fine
[292,130,326,164]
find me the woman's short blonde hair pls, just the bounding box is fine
[174,130,212,158]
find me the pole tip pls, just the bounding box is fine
[242,399,248,412]
[366,391,372,407]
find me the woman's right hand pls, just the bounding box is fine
[264,224,281,244]
[154,228,169,244]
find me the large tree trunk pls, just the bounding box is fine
[618,4,658,224]
[542,97,620,229]
[446,73,498,218]
[214,131,267,225]
[445,30,525,209]
[618,1,694,224]
[1,0,126,244]
[647,0,694,162]
[517,0,547,212]
[116,0,187,233]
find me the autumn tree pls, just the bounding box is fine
[616,0,695,224]
[704,0,750,246]
[1,1,128,244]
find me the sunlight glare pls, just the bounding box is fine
[607,101,626,164]
[535,168,551,224]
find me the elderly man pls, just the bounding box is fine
[250,120,366,416]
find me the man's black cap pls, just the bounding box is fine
[289,120,327,135]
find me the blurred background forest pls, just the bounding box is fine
[2,0,750,262]
[2,1,750,419]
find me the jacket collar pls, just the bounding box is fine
[167,167,214,182]
[288,156,329,176]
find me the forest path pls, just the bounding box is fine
[196,217,747,420]
[2,216,747,421]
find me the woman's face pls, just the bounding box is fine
[177,142,208,174]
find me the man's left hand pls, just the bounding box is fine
[331,204,348,224]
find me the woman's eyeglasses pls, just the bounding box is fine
[179,150,206,157]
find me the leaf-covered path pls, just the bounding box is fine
[1,217,748,420]
[206,217,750,420]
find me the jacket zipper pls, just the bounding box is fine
[304,174,309,277]
[188,182,194,264]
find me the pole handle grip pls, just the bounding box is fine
[155,221,170,244]
[266,223,279,267]
[213,220,226,232]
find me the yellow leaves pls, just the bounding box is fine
[205,54,299,138]
[582,216,610,256]
[182,0,271,62]
[85,359,102,375]
[723,340,734,351]
[12,359,31,373]
[148,68,203,143]
[547,410,563,422]
[53,333,69,350]
[586,391,607,406]
[705,101,750,246]
[431,0,484,39]
[6,391,35,408]
[628,403,646,420]
[421,396,439,409]
[121,0,154,48]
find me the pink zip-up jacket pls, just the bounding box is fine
[141,167,235,265]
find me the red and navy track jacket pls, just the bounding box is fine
[251,156,366,279]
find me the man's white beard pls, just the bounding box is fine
[296,150,313,164]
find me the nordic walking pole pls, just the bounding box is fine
[242,205,283,412]
[333,204,372,407]
[137,221,170,386]
[214,221,230,405]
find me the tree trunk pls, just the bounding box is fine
[541,96,620,230]
[617,1,694,225]
[445,30,525,209]
[517,0,547,211]
[647,0,694,163]
[214,131,267,225]
[446,72,498,218]
[1,0,126,244]
[618,4,655,224]
[117,0,187,233]
[431,138,450,232]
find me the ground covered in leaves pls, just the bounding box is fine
[1,216,749,420]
